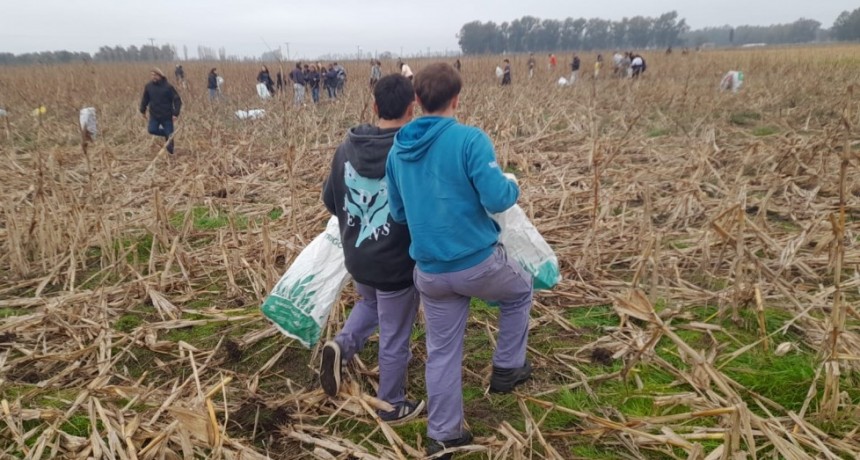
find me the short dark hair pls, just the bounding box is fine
[373,74,414,120]
[413,63,462,113]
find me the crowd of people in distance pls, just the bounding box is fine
[503,51,648,86]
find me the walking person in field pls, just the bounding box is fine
[257,65,275,96]
[548,53,557,72]
[325,64,339,99]
[400,61,414,80]
[308,64,321,104]
[140,67,181,154]
[370,59,382,88]
[386,63,533,459]
[501,59,512,86]
[631,54,646,78]
[527,53,536,79]
[320,74,424,424]
[289,63,306,106]
[569,53,581,84]
[207,68,220,101]
[594,54,603,79]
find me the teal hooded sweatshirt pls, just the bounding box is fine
[386,116,519,273]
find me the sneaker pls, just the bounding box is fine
[489,361,532,393]
[166,139,175,154]
[319,341,341,397]
[426,431,474,459]
[378,399,425,426]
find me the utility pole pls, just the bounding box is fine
[357,45,361,60]
[283,42,290,61]
[148,37,156,60]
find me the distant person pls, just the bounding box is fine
[334,62,347,96]
[308,65,321,104]
[400,61,414,80]
[501,59,512,85]
[207,68,219,100]
[370,59,382,88]
[257,65,274,95]
[548,53,557,71]
[527,53,536,79]
[325,64,339,99]
[386,62,532,459]
[594,54,603,79]
[139,68,181,154]
[631,54,646,78]
[174,64,185,87]
[454,59,461,72]
[612,51,624,77]
[289,63,306,106]
[319,73,422,425]
[570,54,581,84]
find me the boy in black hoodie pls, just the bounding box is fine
[319,74,423,424]
[140,68,181,154]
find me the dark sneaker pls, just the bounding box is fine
[166,139,175,154]
[489,361,532,393]
[426,431,474,459]
[319,341,341,397]
[378,399,425,426]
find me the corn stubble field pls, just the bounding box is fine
[1,46,860,459]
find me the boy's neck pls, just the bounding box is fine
[424,107,455,118]
[378,118,410,130]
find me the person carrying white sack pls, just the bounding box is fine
[318,74,424,425]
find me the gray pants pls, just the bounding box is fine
[293,83,305,106]
[415,245,533,441]
[335,282,419,405]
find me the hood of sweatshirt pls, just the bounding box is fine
[343,124,400,179]
[391,116,457,162]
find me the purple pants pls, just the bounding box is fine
[415,245,533,441]
[335,282,419,406]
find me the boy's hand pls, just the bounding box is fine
[503,172,519,185]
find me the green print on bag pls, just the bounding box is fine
[261,217,351,348]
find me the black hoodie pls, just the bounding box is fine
[140,77,181,120]
[322,125,414,291]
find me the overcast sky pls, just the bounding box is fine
[1,0,855,58]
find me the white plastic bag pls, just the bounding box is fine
[557,77,569,87]
[493,205,560,290]
[261,217,351,348]
[720,70,744,92]
[495,66,503,80]
[0,108,7,117]
[235,109,266,120]
[79,107,97,137]
[256,83,271,99]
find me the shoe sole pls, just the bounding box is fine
[320,342,341,397]
[382,400,425,426]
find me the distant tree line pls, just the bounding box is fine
[93,44,177,62]
[457,12,689,54]
[0,43,177,65]
[457,7,860,54]
[832,7,860,41]
[682,19,823,47]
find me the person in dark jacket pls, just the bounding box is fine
[307,64,321,104]
[257,65,274,95]
[324,64,339,99]
[319,74,423,424]
[140,68,181,154]
[501,59,512,86]
[289,63,306,106]
[207,68,219,100]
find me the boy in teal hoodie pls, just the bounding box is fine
[386,63,533,458]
